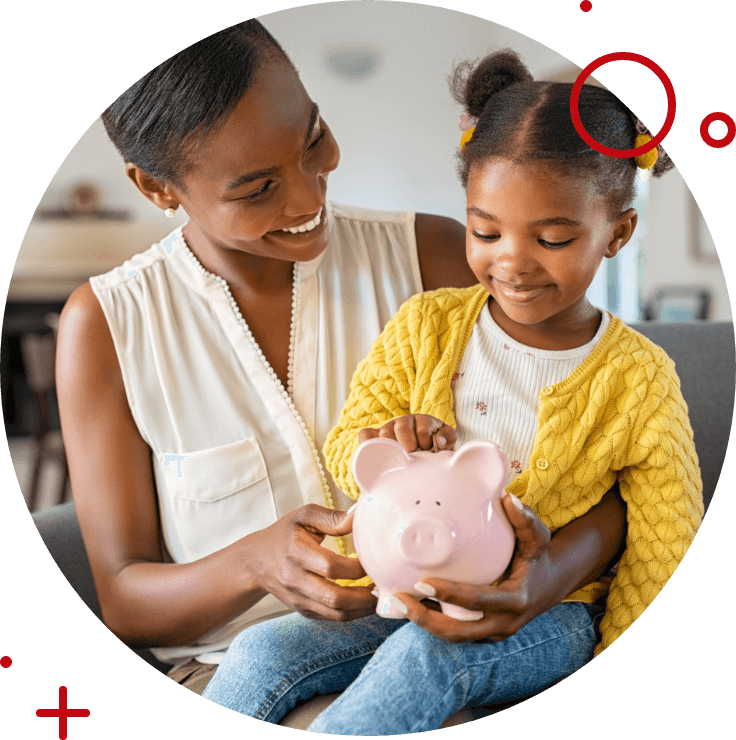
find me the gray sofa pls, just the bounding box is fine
[31,321,735,728]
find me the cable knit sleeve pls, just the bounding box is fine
[597,357,703,652]
[322,294,422,500]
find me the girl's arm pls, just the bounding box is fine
[323,296,421,498]
[598,362,703,650]
[324,290,628,638]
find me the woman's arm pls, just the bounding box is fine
[414,213,477,290]
[56,284,375,647]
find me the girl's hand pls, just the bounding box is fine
[358,414,457,453]
[388,493,559,643]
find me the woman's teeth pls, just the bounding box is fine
[282,208,322,234]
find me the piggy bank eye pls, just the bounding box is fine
[415,500,420,505]
[435,501,441,506]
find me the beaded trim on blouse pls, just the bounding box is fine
[174,230,346,553]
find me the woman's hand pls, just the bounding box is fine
[246,504,377,622]
[388,493,577,643]
[359,414,457,452]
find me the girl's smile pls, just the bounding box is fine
[465,159,637,350]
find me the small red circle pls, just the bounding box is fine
[580,1,592,11]
[570,52,676,158]
[0,656,12,668]
[700,112,735,148]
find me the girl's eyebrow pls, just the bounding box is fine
[466,207,581,228]
[224,103,321,193]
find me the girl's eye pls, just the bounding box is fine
[539,238,574,249]
[471,231,500,242]
[472,231,574,249]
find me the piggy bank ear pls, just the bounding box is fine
[352,438,413,492]
[450,441,509,495]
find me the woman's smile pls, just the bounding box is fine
[279,207,323,234]
[263,204,330,254]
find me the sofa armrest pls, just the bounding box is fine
[33,502,102,618]
[33,502,170,674]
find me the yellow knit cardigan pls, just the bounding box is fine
[324,285,703,652]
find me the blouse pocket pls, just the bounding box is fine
[156,437,277,562]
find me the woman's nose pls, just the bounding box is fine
[283,167,326,219]
[283,137,339,219]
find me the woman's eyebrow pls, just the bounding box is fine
[224,104,321,193]
[466,207,581,228]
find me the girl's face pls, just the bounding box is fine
[164,54,340,263]
[465,159,636,344]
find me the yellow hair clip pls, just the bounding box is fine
[633,133,658,170]
[460,126,476,150]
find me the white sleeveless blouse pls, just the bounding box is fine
[90,202,423,665]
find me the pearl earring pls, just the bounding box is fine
[164,207,176,218]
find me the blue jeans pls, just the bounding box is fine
[202,601,602,735]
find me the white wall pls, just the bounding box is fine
[261,1,573,222]
[10,1,731,321]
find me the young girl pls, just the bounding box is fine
[202,49,703,732]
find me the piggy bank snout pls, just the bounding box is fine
[398,518,454,567]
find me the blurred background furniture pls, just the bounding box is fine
[29,319,735,728]
[642,286,713,322]
[20,313,69,510]
[2,302,69,511]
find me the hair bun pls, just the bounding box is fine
[451,49,534,118]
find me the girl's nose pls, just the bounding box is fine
[493,237,536,275]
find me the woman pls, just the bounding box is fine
[55,19,625,697]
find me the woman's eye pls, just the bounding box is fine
[307,128,326,151]
[239,180,274,202]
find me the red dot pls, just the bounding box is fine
[0,656,12,668]
[580,1,592,10]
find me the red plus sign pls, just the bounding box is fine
[36,686,90,739]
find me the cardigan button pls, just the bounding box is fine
[536,458,549,470]
[540,386,553,396]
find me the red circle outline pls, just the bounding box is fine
[700,112,736,149]
[570,52,676,158]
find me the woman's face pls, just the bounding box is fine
[170,54,340,263]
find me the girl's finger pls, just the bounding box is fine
[414,578,527,614]
[393,415,421,451]
[358,427,381,443]
[413,415,452,451]
[433,423,458,451]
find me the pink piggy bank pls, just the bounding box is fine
[351,438,515,621]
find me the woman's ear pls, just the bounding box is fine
[605,208,638,258]
[126,163,179,211]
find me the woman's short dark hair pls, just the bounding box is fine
[450,49,674,216]
[101,19,292,186]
